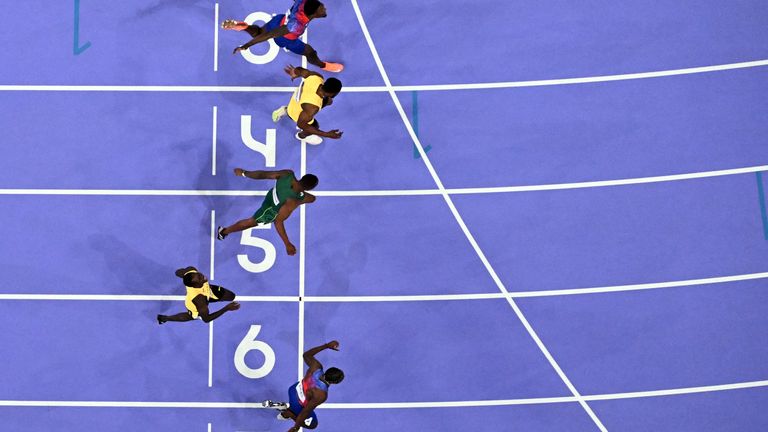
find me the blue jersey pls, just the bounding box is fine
[282,0,310,40]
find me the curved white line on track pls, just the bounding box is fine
[1,378,766,409]
[1,165,766,197]
[1,60,767,93]
[2,271,766,302]
[349,1,606,429]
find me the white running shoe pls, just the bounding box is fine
[272,105,288,123]
[296,131,323,145]
[261,400,288,409]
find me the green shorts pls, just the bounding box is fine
[252,200,279,224]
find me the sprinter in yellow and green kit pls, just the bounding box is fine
[272,65,342,146]
[217,168,318,256]
[156,266,239,324]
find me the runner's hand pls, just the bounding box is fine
[286,243,297,256]
[284,65,300,80]
[226,302,241,311]
[326,340,340,351]
[233,46,244,54]
[234,168,245,177]
[326,129,343,139]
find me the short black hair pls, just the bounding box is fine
[299,174,319,190]
[305,0,322,15]
[325,367,344,384]
[323,77,342,95]
[183,272,203,287]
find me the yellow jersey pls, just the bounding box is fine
[184,270,218,318]
[287,75,324,124]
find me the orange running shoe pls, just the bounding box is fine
[322,62,344,73]
[221,19,248,31]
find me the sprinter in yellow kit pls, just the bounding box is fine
[272,65,342,145]
[156,267,239,324]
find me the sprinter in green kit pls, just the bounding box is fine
[217,168,318,256]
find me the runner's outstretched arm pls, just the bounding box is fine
[235,26,290,52]
[273,196,315,256]
[284,65,323,80]
[302,340,339,371]
[234,168,293,180]
[193,296,240,323]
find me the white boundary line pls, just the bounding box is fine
[350,2,606,429]
[297,29,309,384]
[213,3,219,72]
[1,59,767,93]
[211,106,218,175]
[1,164,766,197]
[210,210,216,280]
[1,378,766,409]
[208,423,212,432]
[208,320,214,388]
[2,270,766,302]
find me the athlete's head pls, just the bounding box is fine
[299,174,319,190]
[324,367,344,384]
[322,78,342,96]
[183,272,206,288]
[305,0,327,18]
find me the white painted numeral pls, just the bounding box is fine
[241,115,276,167]
[237,225,277,273]
[234,325,276,379]
[239,12,280,64]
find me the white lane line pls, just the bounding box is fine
[210,210,216,280]
[2,270,767,302]
[582,379,768,401]
[1,378,766,409]
[0,269,764,302]
[208,320,214,388]
[297,28,309,385]
[213,3,219,72]
[208,423,212,432]
[211,106,218,175]
[1,59,767,93]
[1,164,766,197]
[350,1,606,429]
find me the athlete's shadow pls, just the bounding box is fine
[87,232,193,350]
[131,0,209,20]
[88,233,181,317]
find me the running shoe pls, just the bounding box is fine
[321,62,344,73]
[272,106,288,123]
[221,19,247,30]
[295,131,323,145]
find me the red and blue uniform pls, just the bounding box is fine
[264,0,311,55]
[287,368,328,428]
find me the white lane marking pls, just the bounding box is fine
[211,106,218,175]
[2,270,767,302]
[298,28,309,383]
[213,4,219,72]
[1,59,767,93]
[1,165,766,197]
[208,320,214,388]
[1,378,766,409]
[210,210,216,280]
[349,1,606,430]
